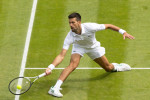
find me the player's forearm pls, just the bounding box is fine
[47,54,65,71]
[105,24,120,31]
[46,49,67,74]
[50,49,67,68]
[52,54,65,67]
[104,24,127,35]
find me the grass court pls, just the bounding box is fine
[0,0,150,100]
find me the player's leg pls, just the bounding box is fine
[94,56,131,72]
[59,53,81,81]
[94,55,114,72]
[48,46,84,97]
[48,53,82,97]
[48,45,84,97]
[86,46,131,72]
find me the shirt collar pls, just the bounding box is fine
[72,24,85,36]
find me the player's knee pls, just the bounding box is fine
[69,59,79,69]
[68,62,78,70]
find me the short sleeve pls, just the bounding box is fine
[83,23,106,32]
[63,32,73,50]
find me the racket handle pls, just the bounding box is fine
[38,73,46,78]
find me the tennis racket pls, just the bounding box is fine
[8,72,46,95]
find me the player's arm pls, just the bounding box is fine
[45,49,67,75]
[104,24,135,40]
[51,49,67,66]
[45,32,73,75]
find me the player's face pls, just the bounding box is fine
[69,18,81,33]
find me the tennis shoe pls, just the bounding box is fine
[48,86,63,97]
[117,63,131,71]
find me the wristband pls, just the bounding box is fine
[48,64,55,70]
[119,29,126,35]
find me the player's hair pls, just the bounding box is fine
[68,12,81,21]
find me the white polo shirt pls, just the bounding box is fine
[63,23,106,50]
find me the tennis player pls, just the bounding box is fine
[45,12,135,97]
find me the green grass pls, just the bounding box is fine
[21,70,150,100]
[125,0,150,67]
[0,0,150,100]
[0,0,32,99]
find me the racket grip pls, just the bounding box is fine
[38,73,46,78]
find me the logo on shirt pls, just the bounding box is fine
[87,35,91,38]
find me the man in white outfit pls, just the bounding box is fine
[45,12,135,97]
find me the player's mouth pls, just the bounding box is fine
[71,26,77,32]
[71,27,75,31]
[71,27,74,29]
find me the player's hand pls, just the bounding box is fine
[45,68,52,75]
[123,32,135,40]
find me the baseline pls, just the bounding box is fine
[25,67,150,70]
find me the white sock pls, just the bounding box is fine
[112,63,118,72]
[54,80,63,89]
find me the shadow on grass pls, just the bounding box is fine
[66,72,112,82]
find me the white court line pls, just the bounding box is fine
[15,0,38,100]
[25,67,150,70]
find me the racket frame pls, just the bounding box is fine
[8,73,46,95]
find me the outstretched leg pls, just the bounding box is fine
[94,55,115,72]
[48,54,81,97]
[94,55,131,72]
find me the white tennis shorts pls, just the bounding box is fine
[71,46,105,60]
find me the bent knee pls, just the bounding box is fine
[68,63,78,70]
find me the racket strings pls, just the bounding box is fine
[21,78,31,92]
[9,77,31,95]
